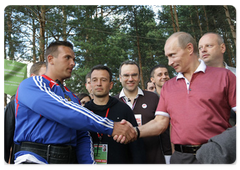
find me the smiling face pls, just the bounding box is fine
[151,67,170,88]
[164,37,193,73]
[119,64,140,93]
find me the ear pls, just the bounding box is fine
[187,43,194,55]
[119,75,122,83]
[47,55,54,65]
[220,43,226,54]
[109,81,114,90]
[150,77,155,83]
[30,73,35,77]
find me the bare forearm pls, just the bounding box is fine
[138,115,169,138]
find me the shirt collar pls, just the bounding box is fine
[176,59,206,80]
[119,87,144,98]
[224,61,229,69]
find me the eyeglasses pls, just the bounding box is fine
[121,73,139,80]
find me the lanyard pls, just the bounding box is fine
[121,97,137,110]
[97,108,110,141]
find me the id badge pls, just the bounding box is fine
[135,114,142,126]
[94,144,108,164]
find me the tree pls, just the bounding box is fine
[223,5,236,46]
[169,5,176,32]
[4,5,236,97]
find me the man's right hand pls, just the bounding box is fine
[112,119,137,144]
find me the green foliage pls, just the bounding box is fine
[4,5,236,95]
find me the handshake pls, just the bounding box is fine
[111,119,139,144]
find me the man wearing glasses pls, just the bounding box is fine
[115,60,166,164]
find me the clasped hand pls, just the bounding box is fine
[112,119,137,144]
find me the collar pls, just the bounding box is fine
[119,87,144,98]
[154,89,160,97]
[176,59,206,80]
[42,74,70,92]
[224,61,229,69]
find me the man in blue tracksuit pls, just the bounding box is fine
[14,41,136,164]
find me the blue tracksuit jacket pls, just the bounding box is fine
[14,75,114,163]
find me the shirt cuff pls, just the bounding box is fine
[155,111,170,118]
[232,106,236,112]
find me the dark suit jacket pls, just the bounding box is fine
[196,126,236,164]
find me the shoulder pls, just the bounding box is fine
[227,66,236,75]
[114,93,120,99]
[163,77,177,86]
[142,90,158,97]
[206,66,236,78]
[113,98,130,110]
[18,76,37,88]
[23,75,49,84]
[83,100,93,110]
[206,66,228,73]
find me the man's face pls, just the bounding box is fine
[198,34,225,66]
[146,81,155,92]
[80,96,91,106]
[165,38,192,73]
[85,78,92,94]
[151,67,170,88]
[51,45,75,80]
[119,64,140,93]
[91,70,113,98]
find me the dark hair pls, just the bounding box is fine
[119,60,140,75]
[76,93,91,101]
[30,61,46,75]
[44,41,74,64]
[145,80,152,89]
[85,72,91,83]
[150,64,168,78]
[90,65,113,82]
[10,94,16,101]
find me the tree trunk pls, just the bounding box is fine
[39,6,46,62]
[195,6,203,36]
[169,5,176,32]
[190,13,196,40]
[101,6,103,17]
[62,6,67,41]
[173,5,180,31]
[32,18,36,63]
[6,7,14,60]
[133,8,144,90]
[203,6,209,32]
[223,5,236,46]
[223,34,234,67]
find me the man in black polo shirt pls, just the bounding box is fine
[115,60,165,164]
